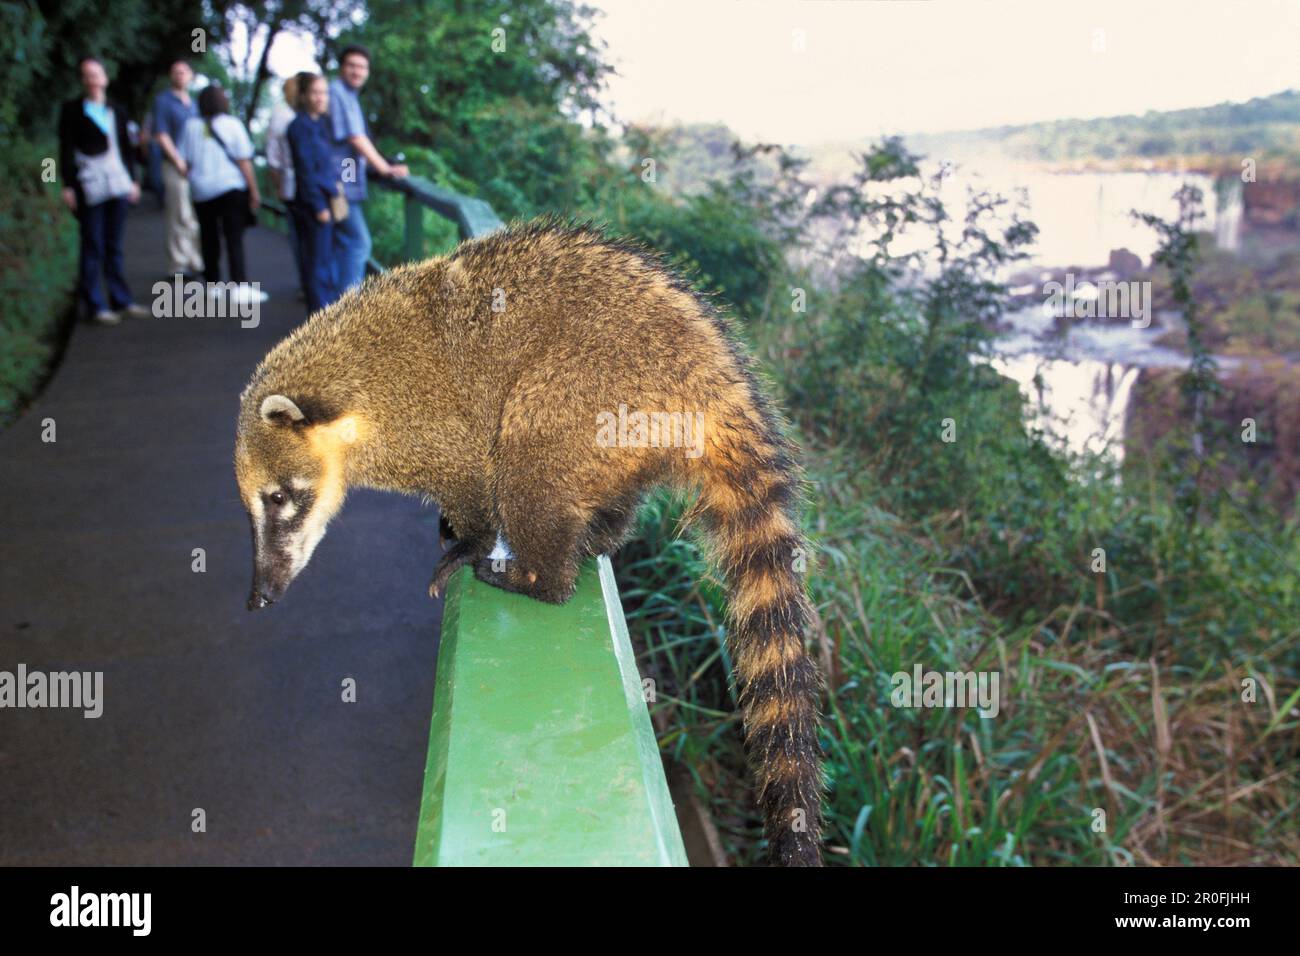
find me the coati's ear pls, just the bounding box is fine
[260,393,343,428]
[260,394,305,425]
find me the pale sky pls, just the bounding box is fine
[589,0,1300,144]
[255,0,1300,145]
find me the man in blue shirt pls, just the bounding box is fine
[151,60,203,278]
[328,44,408,292]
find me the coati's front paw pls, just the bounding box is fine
[473,557,574,604]
[428,539,477,599]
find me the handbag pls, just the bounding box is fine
[328,183,349,223]
[205,118,258,228]
[75,104,134,206]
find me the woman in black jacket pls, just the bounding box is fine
[58,56,148,325]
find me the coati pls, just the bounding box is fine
[233,219,824,866]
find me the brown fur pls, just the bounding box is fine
[234,218,825,865]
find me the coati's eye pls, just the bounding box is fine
[269,491,286,506]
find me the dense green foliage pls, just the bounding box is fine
[0,0,215,136]
[337,0,615,224]
[0,138,76,425]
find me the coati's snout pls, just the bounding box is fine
[245,482,314,611]
[248,549,288,610]
[234,393,365,611]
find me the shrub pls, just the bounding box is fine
[0,137,77,425]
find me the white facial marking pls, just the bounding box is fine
[287,474,340,576]
[249,495,267,560]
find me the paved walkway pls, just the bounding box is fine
[0,205,444,864]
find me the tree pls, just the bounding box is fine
[2,0,213,137]
[1134,185,1218,521]
[332,0,615,217]
[204,0,365,126]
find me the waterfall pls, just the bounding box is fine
[1215,176,1243,252]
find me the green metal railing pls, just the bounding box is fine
[384,174,505,263]
[415,556,688,866]
[256,161,503,271]
[260,162,686,865]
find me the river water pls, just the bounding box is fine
[987,304,1195,462]
[962,167,1244,461]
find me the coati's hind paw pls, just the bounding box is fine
[428,539,478,599]
[473,557,576,604]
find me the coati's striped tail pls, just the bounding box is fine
[692,406,824,866]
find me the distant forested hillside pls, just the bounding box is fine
[904,88,1300,163]
[630,90,1300,195]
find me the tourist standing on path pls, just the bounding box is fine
[58,56,149,326]
[328,44,408,292]
[266,74,310,301]
[178,85,264,305]
[138,110,165,209]
[150,60,204,279]
[288,73,342,314]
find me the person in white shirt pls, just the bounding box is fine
[178,85,262,300]
[265,75,309,300]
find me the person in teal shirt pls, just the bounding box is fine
[57,56,148,325]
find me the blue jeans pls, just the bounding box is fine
[146,142,165,209]
[331,200,370,293]
[291,205,337,314]
[284,205,311,299]
[77,196,133,314]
